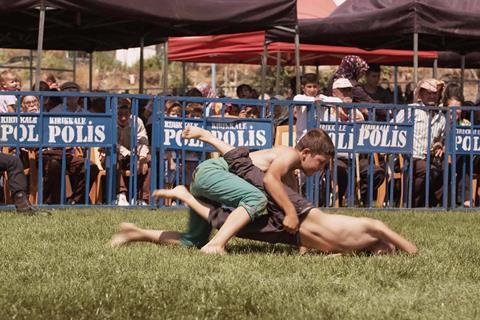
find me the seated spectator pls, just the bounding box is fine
[324,78,385,207]
[43,81,99,204]
[113,102,151,206]
[0,70,20,113]
[327,55,373,104]
[45,74,59,90]
[49,82,83,112]
[236,84,254,99]
[396,79,446,207]
[21,96,39,113]
[362,63,393,104]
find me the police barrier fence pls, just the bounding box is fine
[0,91,478,210]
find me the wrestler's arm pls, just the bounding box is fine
[263,151,299,234]
[370,220,418,255]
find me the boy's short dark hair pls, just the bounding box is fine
[295,128,335,158]
[185,88,203,97]
[301,73,318,86]
[367,63,381,73]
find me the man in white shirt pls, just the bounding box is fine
[395,79,446,207]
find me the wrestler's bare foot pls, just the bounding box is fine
[200,244,226,255]
[109,222,140,247]
[153,185,190,202]
[181,126,209,140]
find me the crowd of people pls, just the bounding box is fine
[0,54,479,210]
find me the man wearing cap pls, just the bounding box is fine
[323,78,385,206]
[43,82,99,204]
[49,82,83,113]
[395,79,446,207]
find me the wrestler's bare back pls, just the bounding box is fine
[249,145,293,171]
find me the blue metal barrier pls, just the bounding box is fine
[0,91,478,210]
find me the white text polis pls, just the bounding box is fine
[318,123,409,151]
[0,116,106,144]
[163,120,268,149]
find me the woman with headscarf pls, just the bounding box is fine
[327,55,374,104]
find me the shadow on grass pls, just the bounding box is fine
[227,243,300,255]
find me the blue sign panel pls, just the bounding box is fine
[0,114,113,147]
[162,118,273,152]
[453,127,480,155]
[42,115,112,146]
[317,122,413,153]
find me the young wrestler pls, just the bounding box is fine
[110,147,417,255]
[181,126,333,254]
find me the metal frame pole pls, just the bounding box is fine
[72,51,77,83]
[139,37,145,94]
[29,50,33,89]
[211,63,216,94]
[89,52,93,91]
[181,62,186,95]
[34,1,46,91]
[261,37,268,100]
[460,55,466,95]
[295,26,301,95]
[275,51,281,95]
[394,66,398,104]
[413,32,418,85]
[432,58,438,79]
[163,41,168,93]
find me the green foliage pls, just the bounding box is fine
[1,209,480,319]
[94,52,123,71]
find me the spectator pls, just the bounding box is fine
[395,79,446,207]
[114,102,151,206]
[21,96,39,113]
[236,84,254,99]
[0,152,39,214]
[43,81,99,204]
[327,55,374,104]
[325,78,385,207]
[45,74,59,90]
[0,70,19,113]
[294,73,322,141]
[49,82,83,112]
[362,63,393,104]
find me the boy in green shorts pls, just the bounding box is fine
[152,126,335,254]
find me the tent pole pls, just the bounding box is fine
[181,62,186,95]
[89,52,93,91]
[163,41,168,93]
[316,65,319,79]
[29,50,33,89]
[394,66,398,104]
[72,51,77,83]
[413,32,418,85]
[294,25,301,95]
[139,37,145,94]
[34,0,46,91]
[275,51,281,96]
[211,63,217,94]
[460,55,465,95]
[432,58,438,79]
[261,38,268,100]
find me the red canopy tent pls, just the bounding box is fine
[168,33,438,66]
[168,0,437,96]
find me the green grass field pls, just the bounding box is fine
[1,208,480,320]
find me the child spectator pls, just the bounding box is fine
[114,102,151,206]
[0,70,19,113]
